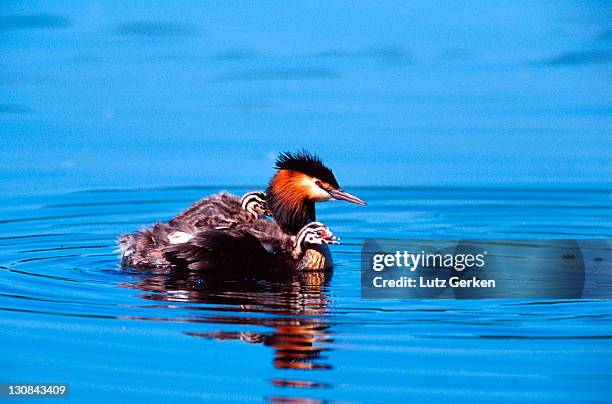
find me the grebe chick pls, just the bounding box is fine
[240,191,270,218]
[170,191,268,228]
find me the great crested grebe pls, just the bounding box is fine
[266,150,366,234]
[118,150,365,272]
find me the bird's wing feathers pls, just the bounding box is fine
[163,228,274,271]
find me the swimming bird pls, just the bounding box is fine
[119,150,365,271]
[119,191,268,271]
[120,220,338,272]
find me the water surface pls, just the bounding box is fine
[1,186,610,402]
[1,1,611,402]
[0,1,610,192]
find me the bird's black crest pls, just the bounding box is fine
[274,150,339,187]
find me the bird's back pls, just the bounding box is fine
[120,192,332,272]
[118,221,198,272]
[170,192,254,229]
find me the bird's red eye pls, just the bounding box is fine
[315,180,323,188]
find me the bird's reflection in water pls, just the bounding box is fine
[122,268,334,374]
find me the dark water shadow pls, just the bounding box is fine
[62,54,103,64]
[0,73,63,86]
[438,48,475,61]
[211,67,339,82]
[122,268,335,374]
[113,21,200,38]
[597,28,612,41]
[538,50,612,66]
[0,104,34,114]
[0,14,69,30]
[313,45,412,62]
[214,49,263,61]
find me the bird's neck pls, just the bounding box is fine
[266,173,316,235]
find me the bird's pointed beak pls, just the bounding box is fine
[327,188,367,205]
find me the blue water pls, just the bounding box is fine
[2,186,611,402]
[1,1,611,403]
[1,1,610,192]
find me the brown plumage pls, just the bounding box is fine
[119,191,268,271]
[121,219,335,273]
[266,150,366,234]
[162,221,335,272]
[118,220,199,273]
[170,191,262,228]
[266,169,316,235]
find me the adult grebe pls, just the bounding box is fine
[118,150,365,271]
[266,150,366,234]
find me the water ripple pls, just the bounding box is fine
[0,187,610,402]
